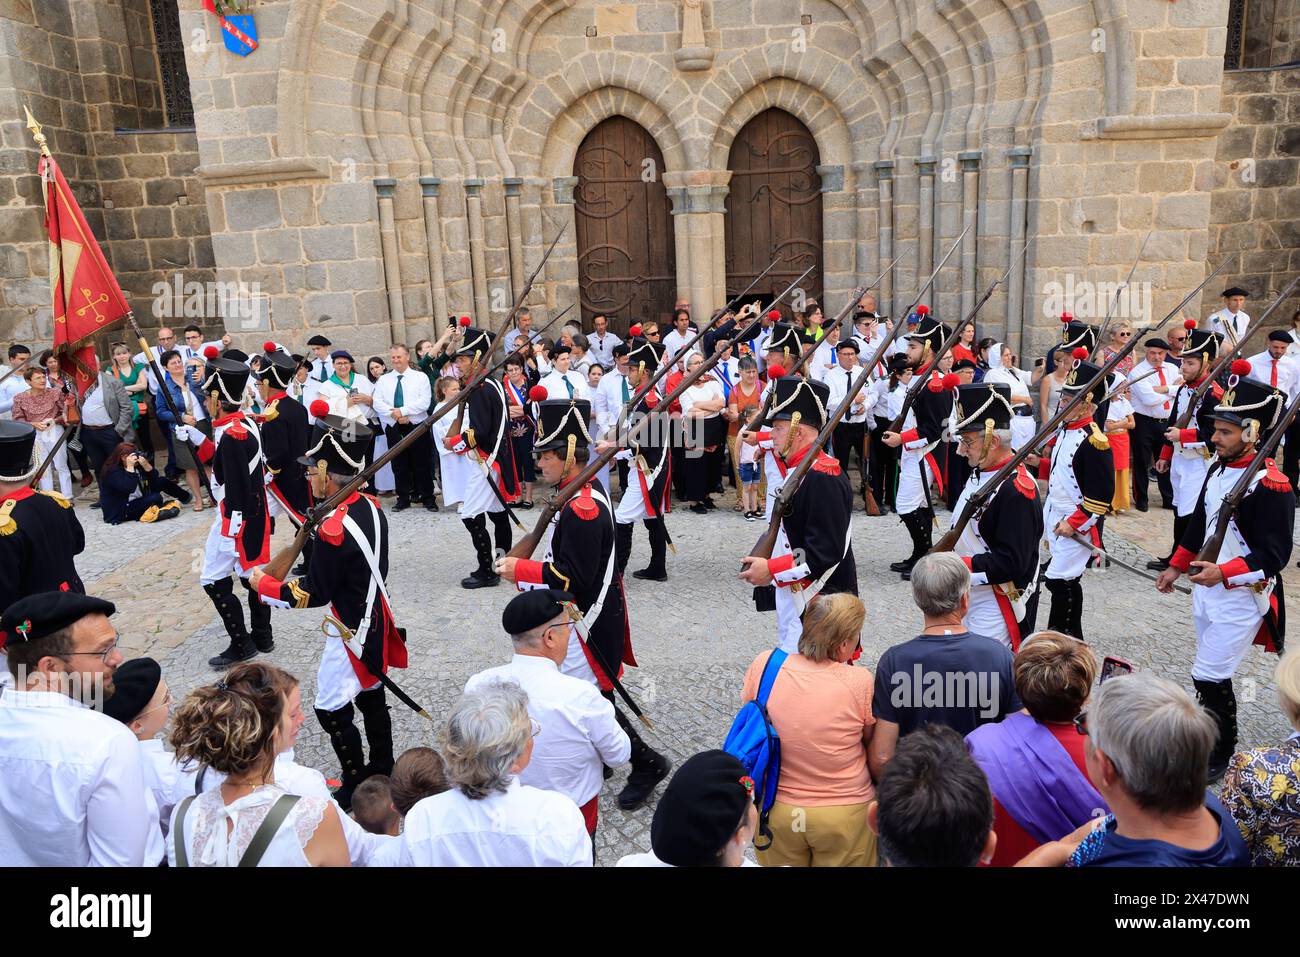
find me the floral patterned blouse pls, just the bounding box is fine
[1221,736,1300,867]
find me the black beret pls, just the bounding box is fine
[501,589,574,636]
[611,343,630,357]
[1221,287,1249,298]
[952,358,978,371]
[307,335,332,347]
[651,750,752,866]
[1143,338,1170,350]
[835,338,860,352]
[0,592,115,651]
[1268,330,1292,344]
[102,658,162,724]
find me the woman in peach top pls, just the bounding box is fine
[741,593,877,867]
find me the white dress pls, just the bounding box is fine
[167,783,330,868]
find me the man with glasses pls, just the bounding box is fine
[0,591,152,865]
[465,589,630,841]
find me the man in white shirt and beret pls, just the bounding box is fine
[0,591,152,866]
[465,588,630,838]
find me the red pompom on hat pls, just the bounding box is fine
[767,364,786,379]
[459,315,472,326]
[628,323,643,337]
[927,376,945,393]
[203,345,219,360]
[1230,359,1252,377]
[767,309,781,321]
[528,385,549,402]
[942,373,960,391]
[1184,318,1198,330]
[916,304,930,315]
[263,340,276,353]
[1061,312,1073,323]
[1071,347,1089,361]
[309,399,330,418]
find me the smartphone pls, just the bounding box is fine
[1034,357,1045,368]
[1099,656,1133,683]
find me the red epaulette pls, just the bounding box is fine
[1013,464,1037,499]
[567,484,599,520]
[1262,458,1292,493]
[811,452,841,476]
[361,491,381,509]
[1211,382,1225,400]
[225,420,249,440]
[319,503,348,545]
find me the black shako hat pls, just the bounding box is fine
[257,349,298,390]
[953,382,1014,433]
[0,419,38,483]
[1184,328,1222,367]
[1061,352,1107,405]
[625,338,664,375]
[763,323,800,358]
[455,325,495,359]
[501,589,576,637]
[202,356,251,405]
[905,313,949,355]
[1213,363,1286,443]
[0,591,116,652]
[299,411,374,475]
[102,657,163,724]
[533,398,593,455]
[1059,317,1098,353]
[766,375,831,430]
[651,749,752,867]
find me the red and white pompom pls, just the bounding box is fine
[203,345,220,360]
[916,304,930,316]
[1230,359,1252,377]
[628,323,643,338]
[1071,347,1089,362]
[459,315,472,327]
[528,385,549,402]
[1061,312,1073,323]
[309,399,330,418]
[767,364,787,380]
[262,340,276,354]
[942,373,961,391]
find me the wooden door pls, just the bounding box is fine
[574,117,677,335]
[724,108,823,316]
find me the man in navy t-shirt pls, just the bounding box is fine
[869,553,1021,781]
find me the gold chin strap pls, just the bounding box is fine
[1243,418,1260,444]
[781,411,802,458]
[983,418,994,447]
[564,434,577,475]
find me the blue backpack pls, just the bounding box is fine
[723,648,787,849]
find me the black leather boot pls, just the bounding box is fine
[204,579,257,669]
[1194,678,1238,782]
[242,578,275,653]
[489,510,513,556]
[890,508,932,578]
[316,702,367,811]
[1044,577,1083,639]
[355,686,395,777]
[614,521,634,576]
[461,516,500,588]
[632,518,668,581]
[611,701,671,810]
[1066,578,1085,640]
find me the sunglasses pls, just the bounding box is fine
[1073,711,1088,736]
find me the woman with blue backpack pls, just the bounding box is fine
[732,593,878,866]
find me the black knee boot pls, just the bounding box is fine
[1194,678,1238,782]
[204,579,256,669]
[1045,577,1083,639]
[242,578,274,653]
[315,702,367,810]
[1020,563,1049,635]
[633,518,669,581]
[461,516,499,588]
[355,686,394,777]
[890,508,932,577]
[615,521,634,576]
[489,510,512,556]
[608,697,671,811]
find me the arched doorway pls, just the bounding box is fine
[573,117,677,335]
[724,108,823,313]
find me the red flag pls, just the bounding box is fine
[39,154,130,354]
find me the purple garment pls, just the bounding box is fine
[966,711,1108,844]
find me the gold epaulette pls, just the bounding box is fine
[1087,423,1110,451]
[262,399,280,422]
[0,498,16,536]
[37,490,72,508]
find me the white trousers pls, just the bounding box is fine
[963,585,1012,650]
[199,514,247,586]
[1191,583,1266,682]
[1043,501,1091,580]
[315,635,364,713]
[1171,452,1209,517]
[896,449,936,514]
[34,425,72,498]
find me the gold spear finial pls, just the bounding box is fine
[24,105,51,158]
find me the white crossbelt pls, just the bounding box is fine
[334,496,390,656]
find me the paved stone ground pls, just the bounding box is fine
[73,481,1298,866]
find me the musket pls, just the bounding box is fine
[258,301,568,581]
[1071,534,1191,593]
[1090,231,1154,362]
[499,221,570,343]
[321,616,432,720]
[706,254,782,326]
[935,257,1233,553]
[747,227,970,560]
[887,244,1027,433]
[504,305,772,725]
[1175,275,1300,430]
[1102,365,1162,406]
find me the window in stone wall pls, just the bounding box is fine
[1226,0,1300,70]
[146,0,194,127]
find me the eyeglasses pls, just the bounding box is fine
[1073,711,1089,736]
[137,688,175,717]
[1117,332,1133,338]
[530,718,542,738]
[158,335,176,342]
[61,639,119,664]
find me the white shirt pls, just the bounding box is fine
[134,345,167,389]
[505,326,540,355]
[1244,350,1300,402]
[713,357,740,399]
[0,372,28,418]
[594,368,631,433]
[616,849,759,867]
[80,380,113,427]
[316,373,374,423]
[465,655,630,807]
[662,327,700,369]
[398,777,592,867]
[810,338,841,383]
[0,688,152,866]
[139,737,180,851]
[538,369,590,402]
[1126,358,1181,418]
[586,332,623,368]
[1207,308,1250,344]
[679,376,724,419]
[826,364,875,424]
[372,367,432,426]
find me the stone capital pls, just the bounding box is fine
[418,176,441,197]
[816,164,845,192]
[1006,147,1032,170]
[373,177,397,199]
[503,177,523,198]
[552,175,580,205]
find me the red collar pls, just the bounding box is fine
[783,442,818,468]
[1064,417,1093,431]
[266,391,287,403]
[1224,453,1256,470]
[214,411,245,429]
[559,475,587,492]
[1186,377,1206,388]
[0,486,35,504]
[982,455,1014,472]
[337,490,363,505]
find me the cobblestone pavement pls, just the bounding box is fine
[73,484,1298,866]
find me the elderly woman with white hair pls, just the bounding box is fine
[397,681,593,866]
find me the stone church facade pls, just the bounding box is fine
[1,0,1297,361]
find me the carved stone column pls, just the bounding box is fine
[503,177,525,304]
[1006,147,1033,356]
[419,177,450,326]
[664,170,730,322]
[463,178,491,324]
[374,177,406,345]
[873,160,895,320]
[915,156,937,299]
[959,150,982,318]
